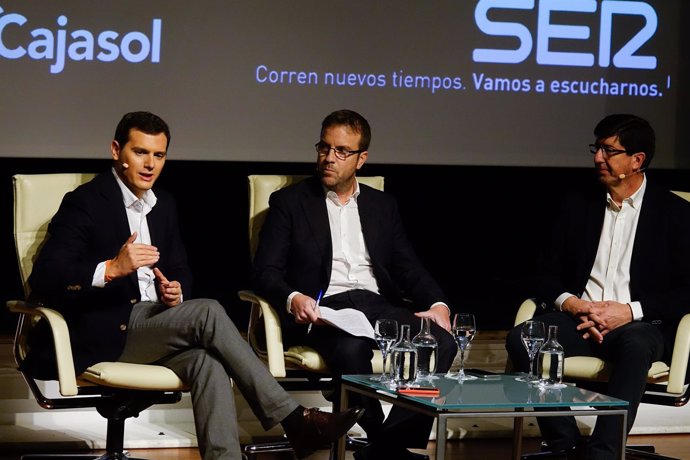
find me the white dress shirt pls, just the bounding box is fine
[556,176,646,319]
[287,179,449,315]
[92,169,159,302]
[323,181,381,297]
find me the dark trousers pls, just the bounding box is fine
[506,311,664,460]
[300,289,457,448]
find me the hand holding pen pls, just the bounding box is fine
[307,290,323,334]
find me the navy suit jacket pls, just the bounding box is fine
[252,175,447,340]
[534,179,690,362]
[26,171,192,378]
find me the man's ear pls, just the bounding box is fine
[633,151,646,170]
[356,150,368,170]
[111,140,121,161]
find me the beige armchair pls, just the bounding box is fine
[238,174,384,457]
[6,173,188,459]
[239,174,385,378]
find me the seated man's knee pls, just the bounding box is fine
[329,338,374,374]
[505,325,528,370]
[436,331,457,371]
[188,298,228,320]
[615,322,663,357]
[506,325,523,356]
[333,338,373,361]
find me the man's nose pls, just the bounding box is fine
[593,149,606,162]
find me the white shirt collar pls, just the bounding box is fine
[606,174,646,211]
[325,179,361,206]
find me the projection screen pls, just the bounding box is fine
[0,0,684,167]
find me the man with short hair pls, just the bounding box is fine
[506,114,690,460]
[253,109,457,460]
[26,111,363,460]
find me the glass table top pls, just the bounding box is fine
[342,373,628,411]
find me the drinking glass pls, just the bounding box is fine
[451,313,477,381]
[515,320,546,383]
[371,319,398,382]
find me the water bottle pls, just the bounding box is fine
[390,324,417,386]
[412,317,437,380]
[538,325,564,387]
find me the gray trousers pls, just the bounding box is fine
[118,299,298,460]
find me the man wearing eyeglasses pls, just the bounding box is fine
[505,114,690,460]
[253,109,457,460]
[26,111,364,460]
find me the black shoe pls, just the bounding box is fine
[524,440,584,460]
[283,407,364,459]
[353,443,430,460]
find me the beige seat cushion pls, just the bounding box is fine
[565,356,669,382]
[80,362,188,390]
[283,346,384,374]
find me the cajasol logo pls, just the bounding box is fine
[0,5,162,74]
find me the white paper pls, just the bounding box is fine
[318,307,375,340]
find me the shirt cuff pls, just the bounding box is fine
[555,293,576,311]
[93,261,107,288]
[431,302,451,316]
[287,291,300,314]
[629,301,643,321]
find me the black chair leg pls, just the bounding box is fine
[520,443,681,460]
[21,453,149,460]
[625,446,680,460]
[244,434,368,459]
[21,456,101,459]
[20,411,152,460]
[520,452,569,460]
[346,436,369,449]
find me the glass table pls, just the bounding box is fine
[337,373,629,460]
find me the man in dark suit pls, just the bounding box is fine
[252,109,457,460]
[506,114,690,460]
[26,111,362,460]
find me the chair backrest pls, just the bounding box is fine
[247,174,385,259]
[13,173,97,297]
[672,190,690,203]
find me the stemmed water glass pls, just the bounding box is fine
[451,313,477,381]
[516,320,545,383]
[371,319,398,382]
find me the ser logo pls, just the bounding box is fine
[0,5,162,74]
[473,0,658,69]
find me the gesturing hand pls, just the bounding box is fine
[106,232,160,280]
[153,267,182,307]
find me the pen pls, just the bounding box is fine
[307,289,323,334]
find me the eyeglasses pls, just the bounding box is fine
[589,143,628,159]
[315,141,364,161]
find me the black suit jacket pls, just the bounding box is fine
[252,175,447,339]
[534,179,690,362]
[26,171,192,378]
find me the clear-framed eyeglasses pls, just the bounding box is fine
[315,141,364,161]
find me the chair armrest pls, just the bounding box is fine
[667,313,690,395]
[237,290,287,378]
[514,298,538,326]
[6,300,78,396]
